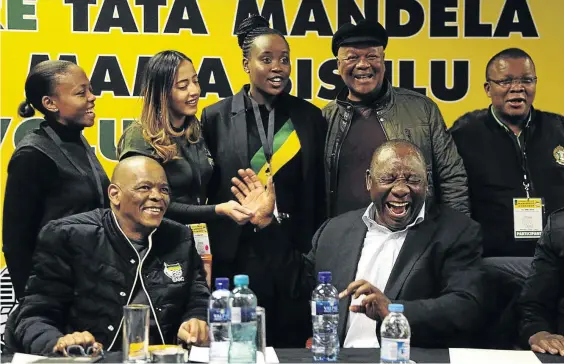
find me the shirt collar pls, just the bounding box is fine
[490,105,531,137]
[362,202,425,233]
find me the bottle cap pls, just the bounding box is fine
[318,271,332,283]
[234,274,249,286]
[388,303,404,313]
[215,277,229,290]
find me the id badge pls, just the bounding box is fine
[513,198,544,239]
[188,223,211,255]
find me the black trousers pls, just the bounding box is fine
[479,257,533,349]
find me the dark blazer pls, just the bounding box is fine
[285,205,485,348]
[518,208,564,347]
[201,86,327,264]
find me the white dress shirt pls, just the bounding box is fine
[343,203,425,348]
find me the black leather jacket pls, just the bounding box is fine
[11,209,209,354]
[322,81,470,217]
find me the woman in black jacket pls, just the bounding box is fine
[117,51,254,226]
[3,60,110,300]
[201,15,327,347]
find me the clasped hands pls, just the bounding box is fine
[229,168,276,229]
[53,331,104,357]
[52,319,209,355]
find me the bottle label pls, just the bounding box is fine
[311,300,338,316]
[231,307,256,324]
[209,308,230,323]
[380,338,410,362]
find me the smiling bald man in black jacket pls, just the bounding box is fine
[9,156,210,355]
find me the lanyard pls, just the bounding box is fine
[44,124,105,207]
[249,96,290,223]
[506,129,533,199]
[522,146,532,199]
[492,106,534,198]
[509,127,533,199]
[250,97,275,172]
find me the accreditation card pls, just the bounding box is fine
[513,198,543,239]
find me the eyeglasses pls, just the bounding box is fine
[338,54,381,66]
[487,77,537,88]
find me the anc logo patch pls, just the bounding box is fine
[554,145,564,166]
[163,262,184,283]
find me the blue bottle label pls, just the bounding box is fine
[241,307,256,322]
[312,300,338,316]
[209,308,230,323]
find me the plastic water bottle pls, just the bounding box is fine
[228,274,257,363]
[209,277,231,364]
[311,271,339,362]
[380,304,411,364]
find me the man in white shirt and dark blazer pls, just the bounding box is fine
[232,139,485,348]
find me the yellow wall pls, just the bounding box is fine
[1,0,563,268]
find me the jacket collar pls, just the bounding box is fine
[486,105,537,134]
[103,209,156,267]
[231,85,295,168]
[231,87,249,167]
[231,86,247,114]
[335,78,394,112]
[384,206,439,300]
